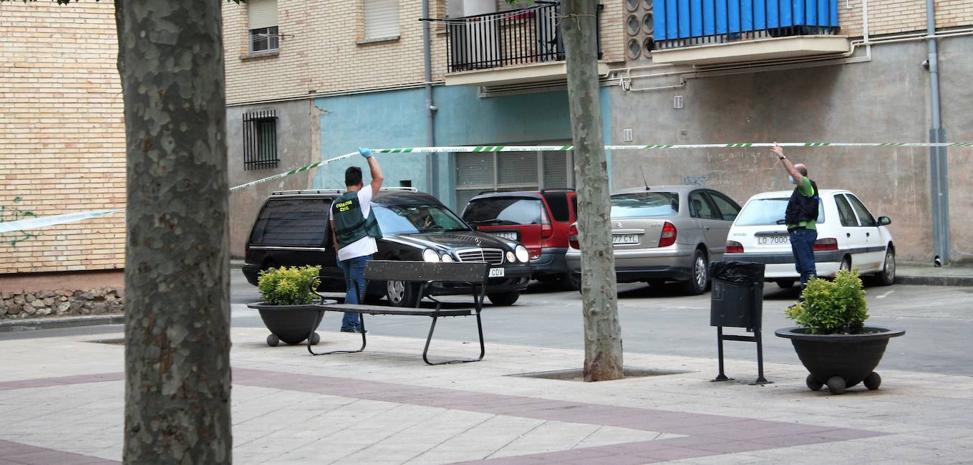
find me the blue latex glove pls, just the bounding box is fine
[358,147,372,158]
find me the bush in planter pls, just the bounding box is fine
[257,266,321,305]
[785,269,868,334]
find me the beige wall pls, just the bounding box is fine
[0,2,125,274]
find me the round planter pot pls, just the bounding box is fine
[247,302,330,346]
[775,326,904,394]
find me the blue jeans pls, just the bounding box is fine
[337,254,372,330]
[789,228,818,287]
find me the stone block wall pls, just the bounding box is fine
[0,288,124,320]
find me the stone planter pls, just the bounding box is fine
[247,302,333,347]
[775,326,905,394]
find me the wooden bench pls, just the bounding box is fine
[308,260,489,365]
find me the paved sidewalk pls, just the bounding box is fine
[897,264,973,286]
[0,328,970,464]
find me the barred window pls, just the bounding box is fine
[243,110,279,170]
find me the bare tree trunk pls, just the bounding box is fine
[561,0,623,382]
[118,1,232,463]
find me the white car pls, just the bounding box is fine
[724,189,895,288]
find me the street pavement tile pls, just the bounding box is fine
[0,441,116,465]
[0,373,122,391]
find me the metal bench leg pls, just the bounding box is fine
[308,313,367,356]
[421,311,486,366]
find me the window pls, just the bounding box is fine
[689,191,719,219]
[846,195,877,227]
[734,198,826,226]
[363,0,400,40]
[834,195,859,227]
[454,149,573,207]
[248,0,279,53]
[250,199,329,247]
[243,110,279,170]
[463,198,544,226]
[610,192,679,218]
[706,191,741,221]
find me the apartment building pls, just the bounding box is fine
[223,0,972,263]
[0,2,125,275]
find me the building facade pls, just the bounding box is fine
[223,0,972,264]
[0,2,126,275]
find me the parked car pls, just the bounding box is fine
[566,185,742,295]
[724,189,896,287]
[243,188,531,307]
[462,190,579,288]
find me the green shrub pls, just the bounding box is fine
[257,265,321,305]
[785,269,868,334]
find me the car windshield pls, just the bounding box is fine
[463,198,544,226]
[373,204,470,235]
[735,198,825,226]
[610,192,679,218]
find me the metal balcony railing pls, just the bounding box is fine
[445,2,602,73]
[653,0,840,50]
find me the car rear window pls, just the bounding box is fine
[249,198,330,247]
[610,192,679,218]
[463,198,544,226]
[735,198,825,226]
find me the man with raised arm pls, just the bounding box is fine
[771,143,820,292]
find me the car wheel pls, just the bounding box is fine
[563,272,581,291]
[876,248,896,286]
[487,292,520,306]
[776,280,796,289]
[385,280,420,307]
[682,249,708,295]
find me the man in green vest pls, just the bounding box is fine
[330,147,384,332]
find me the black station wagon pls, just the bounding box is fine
[242,189,531,306]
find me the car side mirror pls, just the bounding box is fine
[878,216,891,226]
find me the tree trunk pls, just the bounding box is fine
[118,1,232,463]
[560,0,624,382]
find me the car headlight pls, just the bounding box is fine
[441,253,454,262]
[515,245,529,263]
[422,249,440,262]
[506,251,516,263]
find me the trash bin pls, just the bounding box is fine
[710,261,765,330]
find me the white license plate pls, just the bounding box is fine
[612,234,640,245]
[757,235,790,245]
[489,268,505,278]
[491,231,518,241]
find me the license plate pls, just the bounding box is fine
[491,231,518,241]
[612,234,640,245]
[757,235,790,245]
[489,268,505,278]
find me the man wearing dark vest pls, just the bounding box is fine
[330,148,384,333]
[772,144,819,290]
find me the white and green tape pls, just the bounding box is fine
[5,141,971,234]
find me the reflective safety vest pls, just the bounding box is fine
[331,191,382,249]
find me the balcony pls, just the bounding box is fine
[443,2,607,87]
[649,0,849,65]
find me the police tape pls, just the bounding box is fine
[0,209,120,235]
[4,141,971,234]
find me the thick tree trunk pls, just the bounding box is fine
[561,0,624,382]
[118,1,232,463]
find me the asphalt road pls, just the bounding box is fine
[229,270,973,377]
[6,270,971,377]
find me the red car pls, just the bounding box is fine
[461,190,579,289]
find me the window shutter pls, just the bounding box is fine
[249,0,278,29]
[364,0,400,39]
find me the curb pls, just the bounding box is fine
[896,275,973,287]
[0,314,125,332]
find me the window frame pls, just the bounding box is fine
[688,190,720,220]
[845,194,878,227]
[703,190,741,222]
[361,0,401,42]
[834,194,860,227]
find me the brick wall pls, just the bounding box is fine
[0,2,126,274]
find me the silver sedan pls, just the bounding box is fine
[566,185,742,295]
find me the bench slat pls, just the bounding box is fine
[320,303,472,317]
[364,261,489,284]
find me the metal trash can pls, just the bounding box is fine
[710,262,765,330]
[709,261,769,384]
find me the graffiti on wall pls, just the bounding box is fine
[1,197,39,247]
